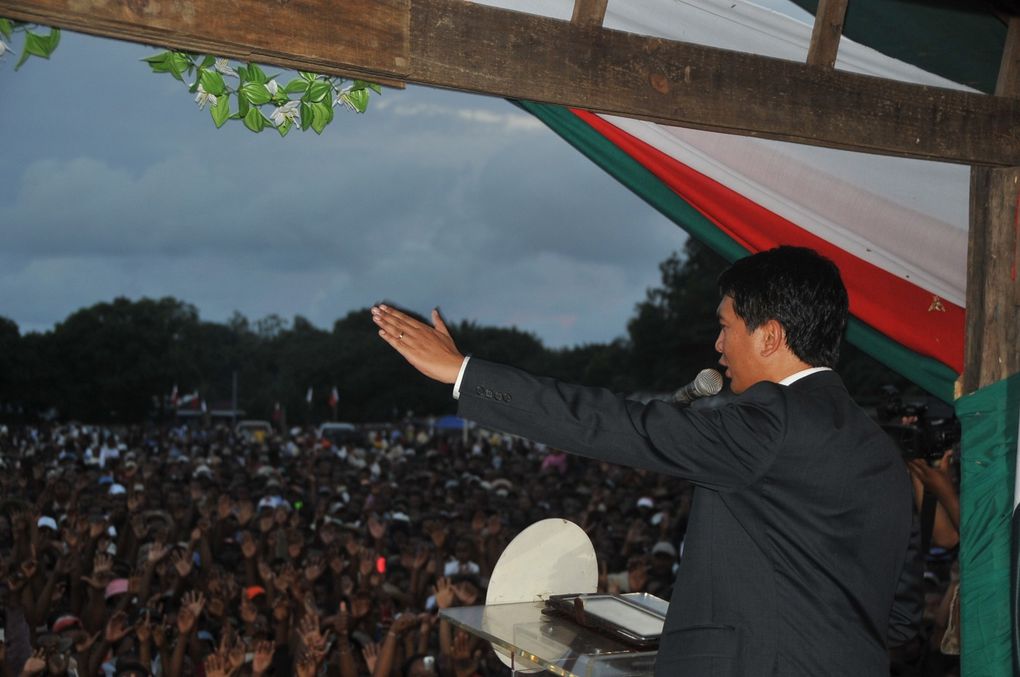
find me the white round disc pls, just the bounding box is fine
[484,518,598,670]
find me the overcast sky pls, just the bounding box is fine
[1,0,812,348]
[0,30,698,348]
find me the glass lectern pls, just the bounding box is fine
[441,601,658,676]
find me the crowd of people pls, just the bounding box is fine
[0,410,958,676]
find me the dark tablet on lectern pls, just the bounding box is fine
[542,592,668,649]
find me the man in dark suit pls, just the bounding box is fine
[371,246,913,676]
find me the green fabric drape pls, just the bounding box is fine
[958,372,1020,676]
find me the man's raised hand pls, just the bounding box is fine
[371,305,464,384]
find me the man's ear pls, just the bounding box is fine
[758,319,786,357]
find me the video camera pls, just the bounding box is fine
[878,386,960,464]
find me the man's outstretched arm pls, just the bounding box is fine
[371,304,464,384]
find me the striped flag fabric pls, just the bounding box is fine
[509,0,972,401]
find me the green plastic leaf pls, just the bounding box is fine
[299,71,317,83]
[14,32,47,70]
[305,80,331,103]
[276,120,292,138]
[0,18,12,40]
[235,64,249,82]
[284,78,308,94]
[17,29,60,68]
[247,63,268,84]
[46,28,60,53]
[199,69,226,96]
[351,80,367,91]
[143,51,172,73]
[23,31,50,55]
[200,55,215,69]
[367,82,382,95]
[242,108,266,133]
[311,101,333,134]
[13,45,30,70]
[240,82,271,105]
[168,52,191,82]
[237,94,250,118]
[347,88,370,113]
[210,93,230,128]
[299,101,313,132]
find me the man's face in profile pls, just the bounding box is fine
[715,295,767,394]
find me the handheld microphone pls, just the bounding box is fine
[672,369,724,406]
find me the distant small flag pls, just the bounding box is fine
[306,387,313,405]
[179,391,200,408]
[328,387,339,409]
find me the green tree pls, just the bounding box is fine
[47,297,201,421]
[626,239,728,391]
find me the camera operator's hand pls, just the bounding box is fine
[908,449,959,530]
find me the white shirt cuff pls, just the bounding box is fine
[452,356,471,400]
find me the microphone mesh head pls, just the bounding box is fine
[695,369,724,397]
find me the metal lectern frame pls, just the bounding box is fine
[440,602,657,676]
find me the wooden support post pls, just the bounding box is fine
[964,167,1020,394]
[807,0,848,69]
[571,0,608,29]
[963,15,1020,394]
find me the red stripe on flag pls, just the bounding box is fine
[572,110,964,373]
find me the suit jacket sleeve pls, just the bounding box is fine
[457,358,787,491]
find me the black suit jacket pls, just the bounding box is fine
[457,359,913,677]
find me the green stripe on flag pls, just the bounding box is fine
[956,372,1020,676]
[845,319,957,403]
[517,99,958,401]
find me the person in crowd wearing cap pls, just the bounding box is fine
[371,246,913,676]
[646,541,679,600]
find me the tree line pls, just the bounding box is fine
[0,242,908,424]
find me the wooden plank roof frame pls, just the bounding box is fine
[1,0,1019,168]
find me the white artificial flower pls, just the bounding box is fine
[214,58,238,77]
[266,79,279,97]
[0,38,9,58]
[270,100,300,127]
[194,83,217,110]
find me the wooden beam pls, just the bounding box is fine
[807,0,847,69]
[410,1,1019,166]
[963,15,1020,394]
[571,0,609,29]
[0,0,411,85]
[2,0,1019,166]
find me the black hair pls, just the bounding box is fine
[718,246,848,368]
